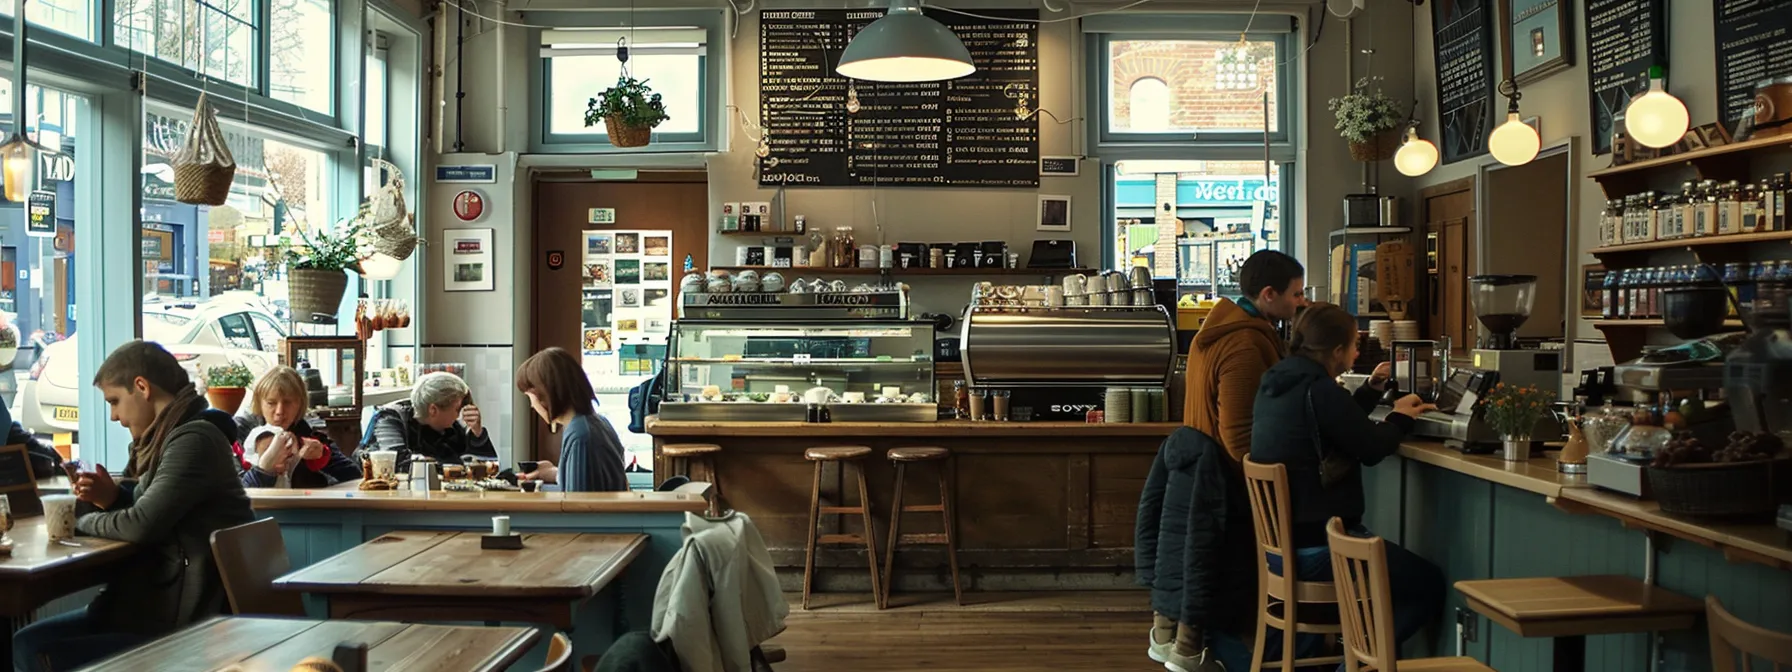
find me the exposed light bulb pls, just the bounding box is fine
[1393,128,1438,177]
[1488,112,1540,166]
[846,84,861,114]
[359,253,404,280]
[1,136,33,203]
[1625,68,1690,149]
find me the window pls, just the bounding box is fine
[1,0,93,40]
[268,0,334,113]
[1109,160,1283,296]
[1106,39,1280,136]
[364,32,389,149]
[249,312,284,352]
[533,19,722,151]
[218,311,258,349]
[115,0,259,89]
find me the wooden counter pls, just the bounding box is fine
[1395,441,1589,499]
[1557,487,1792,571]
[645,415,1180,590]
[247,480,707,513]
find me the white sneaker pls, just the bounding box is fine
[1165,648,1225,672]
[1148,627,1173,663]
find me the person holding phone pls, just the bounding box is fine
[14,341,254,672]
[359,371,496,471]
[1248,303,1444,650]
[237,366,361,488]
[514,347,628,492]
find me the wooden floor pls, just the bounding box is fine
[773,591,1167,672]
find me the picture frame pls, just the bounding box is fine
[1681,129,1707,152]
[443,228,495,292]
[1499,0,1573,86]
[1694,122,1731,148]
[1581,264,1606,318]
[1037,195,1072,232]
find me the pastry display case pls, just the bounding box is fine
[661,318,938,422]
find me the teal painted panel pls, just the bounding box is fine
[1401,463,1495,661]
[1360,458,1404,544]
[1654,533,1792,671]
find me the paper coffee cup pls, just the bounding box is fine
[369,450,399,480]
[43,494,76,541]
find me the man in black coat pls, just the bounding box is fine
[1135,427,1252,672]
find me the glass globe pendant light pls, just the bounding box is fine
[1625,66,1690,149]
[1487,79,1540,166]
[1,0,50,204]
[836,0,975,83]
[1393,125,1439,177]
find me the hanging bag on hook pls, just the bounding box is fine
[365,157,418,260]
[173,94,237,206]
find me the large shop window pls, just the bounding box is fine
[4,80,92,450]
[115,0,259,89]
[1,0,93,40]
[533,21,720,151]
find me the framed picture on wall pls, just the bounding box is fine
[443,228,495,292]
[1037,195,1072,232]
[1499,0,1573,86]
[1581,264,1606,318]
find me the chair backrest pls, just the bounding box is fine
[1708,595,1792,672]
[209,518,307,617]
[539,632,574,672]
[1326,517,1399,672]
[1242,458,1298,596]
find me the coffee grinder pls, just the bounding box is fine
[1468,274,1563,394]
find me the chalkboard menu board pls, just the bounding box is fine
[1714,0,1792,135]
[1431,0,1496,164]
[758,9,1040,188]
[1584,0,1666,155]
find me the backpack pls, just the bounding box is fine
[628,361,671,434]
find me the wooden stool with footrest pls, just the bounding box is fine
[1325,518,1493,671]
[1242,458,1345,671]
[881,446,963,608]
[802,445,882,609]
[661,443,724,516]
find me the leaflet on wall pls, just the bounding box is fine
[643,235,670,257]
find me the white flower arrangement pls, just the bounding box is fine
[1327,77,1405,144]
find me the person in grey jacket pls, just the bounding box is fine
[12,340,255,672]
[514,347,628,492]
[359,371,495,472]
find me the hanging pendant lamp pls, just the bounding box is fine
[1487,79,1540,166]
[2,0,50,203]
[1394,125,1439,177]
[836,0,975,83]
[1625,66,1690,149]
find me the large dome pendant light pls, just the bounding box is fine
[1625,66,1690,149]
[1487,79,1540,166]
[1,0,51,203]
[1394,125,1439,176]
[836,0,976,83]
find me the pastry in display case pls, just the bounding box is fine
[660,319,937,422]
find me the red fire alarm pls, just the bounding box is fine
[452,190,485,221]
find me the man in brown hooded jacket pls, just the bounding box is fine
[1150,250,1306,671]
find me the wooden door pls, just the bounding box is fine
[1421,179,1475,353]
[530,174,709,462]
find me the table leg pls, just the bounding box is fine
[3,616,16,672]
[1551,635,1587,672]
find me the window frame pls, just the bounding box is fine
[526,9,727,154]
[1087,31,1296,150]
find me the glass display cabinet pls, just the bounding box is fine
[660,319,938,422]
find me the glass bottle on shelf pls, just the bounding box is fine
[1741,182,1762,233]
[1604,268,1622,319]
[1719,180,1742,235]
[1694,180,1719,237]
[1600,200,1618,246]
[1676,181,1698,238]
[1772,173,1790,231]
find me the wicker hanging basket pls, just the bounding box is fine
[606,113,653,148]
[364,158,419,260]
[1349,128,1403,162]
[173,94,238,206]
[288,268,350,322]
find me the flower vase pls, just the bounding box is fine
[1501,435,1531,462]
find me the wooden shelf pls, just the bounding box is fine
[1329,226,1413,237]
[710,266,1100,277]
[1588,134,1792,198]
[1588,134,1792,179]
[1589,318,1744,328]
[716,230,804,237]
[1590,230,1792,256]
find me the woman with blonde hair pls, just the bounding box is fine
[235,365,361,487]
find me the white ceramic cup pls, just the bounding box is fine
[842,391,867,403]
[369,450,399,480]
[43,494,76,541]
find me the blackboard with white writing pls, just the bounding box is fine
[758,8,1040,188]
[1585,0,1666,155]
[1714,0,1792,135]
[1432,0,1496,164]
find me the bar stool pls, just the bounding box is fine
[802,445,882,609]
[662,443,723,516]
[880,446,963,608]
[1242,458,1344,672]
[1324,518,1494,671]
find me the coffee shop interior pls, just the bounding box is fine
[1,0,1791,670]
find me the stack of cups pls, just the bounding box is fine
[1393,320,1421,342]
[1104,388,1131,423]
[1369,320,1394,350]
[1130,388,1150,423]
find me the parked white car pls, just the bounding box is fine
[11,296,287,437]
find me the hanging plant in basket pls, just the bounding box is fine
[1329,78,1406,162]
[585,75,670,148]
[174,94,238,205]
[282,220,366,323]
[363,158,418,261]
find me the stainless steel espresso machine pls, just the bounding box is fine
[960,299,1176,420]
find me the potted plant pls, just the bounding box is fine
[205,361,255,414]
[0,312,18,370]
[584,76,670,148]
[1483,383,1554,462]
[283,221,365,322]
[1328,77,1406,162]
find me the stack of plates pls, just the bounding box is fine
[1392,320,1421,342]
[1104,388,1131,424]
[1369,320,1394,349]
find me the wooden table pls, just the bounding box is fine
[274,530,647,629]
[75,615,538,672]
[1454,575,1703,672]
[2,518,135,665]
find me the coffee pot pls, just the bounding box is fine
[409,456,441,491]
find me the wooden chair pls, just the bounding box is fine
[1326,518,1492,672]
[1241,458,1344,671]
[1708,595,1792,672]
[539,632,574,672]
[663,443,725,516]
[880,446,963,608]
[209,518,307,617]
[802,445,882,609]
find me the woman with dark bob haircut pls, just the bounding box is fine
[515,347,628,491]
